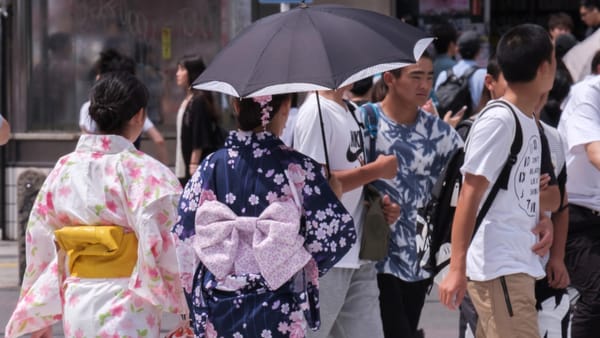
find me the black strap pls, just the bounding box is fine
[344,99,377,164]
[446,65,478,81]
[473,100,523,229]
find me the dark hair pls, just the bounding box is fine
[388,51,433,78]
[431,22,458,55]
[178,55,219,120]
[370,78,387,103]
[236,94,290,131]
[350,77,374,97]
[592,49,600,74]
[541,65,574,127]
[94,49,136,76]
[581,0,600,10]
[89,72,149,134]
[475,57,501,114]
[178,55,206,87]
[548,12,574,32]
[496,24,553,83]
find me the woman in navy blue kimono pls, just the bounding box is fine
[172,93,356,338]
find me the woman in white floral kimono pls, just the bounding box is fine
[5,72,187,338]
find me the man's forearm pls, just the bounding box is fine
[449,174,489,273]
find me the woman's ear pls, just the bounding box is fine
[232,99,240,115]
[133,108,145,125]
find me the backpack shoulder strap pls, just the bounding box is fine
[361,103,380,163]
[473,100,523,227]
[462,65,479,80]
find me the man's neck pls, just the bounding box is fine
[501,85,543,118]
[380,96,419,125]
[318,90,345,107]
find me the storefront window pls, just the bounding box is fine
[29,0,222,131]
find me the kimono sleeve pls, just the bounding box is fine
[131,192,188,314]
[297,159,356,276]
[5,187,63,338]
[172,160,214,311]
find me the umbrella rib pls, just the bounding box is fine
[242,18,294,96]
[304,13,336,88]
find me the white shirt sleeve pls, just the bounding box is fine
[293,95,332,164]
[461,108,514,183]
[142,117,155,132]
[79,101,97,133]
[563,84,600,151]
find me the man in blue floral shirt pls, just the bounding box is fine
[360,53,463,338]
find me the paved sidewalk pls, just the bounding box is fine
[0,240,458,337]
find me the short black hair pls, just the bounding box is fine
[94,49,136,76]
[581,0,600,10]
[496,24,553,83]
[350,77,373,97]
[431,21,458,55]
[388,51,433,78]
[548,12,574,32]
[89,72,149,134]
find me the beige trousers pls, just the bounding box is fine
[467,273,540,338]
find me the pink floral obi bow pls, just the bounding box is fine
[193,199,311,290]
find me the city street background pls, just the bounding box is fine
[0,240,458,337]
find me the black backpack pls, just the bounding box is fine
[418,100,523,277]
[436,66,479,117]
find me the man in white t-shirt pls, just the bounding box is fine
[557,73,600,337]
[293,88,398,338]
[439,24,556,338]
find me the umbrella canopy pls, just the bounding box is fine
[194,4,433,97]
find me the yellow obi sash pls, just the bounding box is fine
[54,225,138,278]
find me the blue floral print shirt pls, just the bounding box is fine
[361,104,463,282]
[172,130,356,338]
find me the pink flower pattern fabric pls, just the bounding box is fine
[5,134,187,338]
[173,130,356,338]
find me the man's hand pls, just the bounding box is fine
[31,326,52,338]
[373,154,398,179]
[531,215,554,257]
[439,269,468,310]
[546,256,570,289]
[442,105,467,128]
[539,173,551,191]
[381,194,400,224]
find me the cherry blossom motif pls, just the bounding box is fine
[4,134,187,337]
[100,136,111,151]
[173,131,356,337]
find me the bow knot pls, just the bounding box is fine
[193,199,310,289]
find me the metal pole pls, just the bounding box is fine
[315,91,331,178]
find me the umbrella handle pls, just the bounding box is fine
[315,92,332,178]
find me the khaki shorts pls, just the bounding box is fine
[467,273,539,338]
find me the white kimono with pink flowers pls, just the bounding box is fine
[5,135,188,338]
